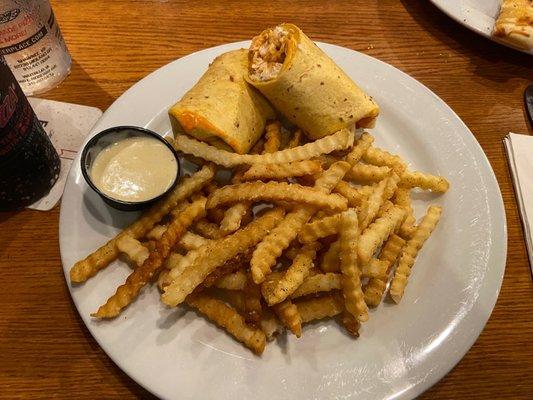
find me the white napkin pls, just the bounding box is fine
[27,98,102,211]
[503,132,533,274]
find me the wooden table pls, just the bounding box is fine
[1,1,531,398]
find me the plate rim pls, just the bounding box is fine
[59,40,507,400]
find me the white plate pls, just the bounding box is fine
[59,41,507,400]
[430,0,533,55]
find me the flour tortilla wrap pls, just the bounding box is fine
[247,24,379,140]
[169,49,275,154]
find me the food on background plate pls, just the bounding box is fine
[168,49,275,154]
[493,0,533,50]
[90,136,178,202]
[247,23,379,139]
[72,23,449,355]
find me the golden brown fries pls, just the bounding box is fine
[173,128,354,167]
[242,160,322,181]
[389,206,442,303]
[263,121,282,153]
[339,210,368,322]
[358,206,406,265]
[290,273,342,298]
[287,129,302,148]
[93,197,207,318]
[261,243,319,305]
[361,258,389,279]
[214,270,248,290]
[363,146,406,172]
[340,310,360,337]
[272,299,302,337]
[206,181,348,211]
[193,219,222,239]
[393,187,416,239]
[74,106,450,354]
[345,163,390,184]
[346,132,374,166]
[296,294,344,324]
[161,208,285,307]
[298,213,341,243]
[243,272,263,327]
[186,294,266,355]
[320,239,341,272]
[333,181,365,207]
[400,170,450,193]
[363,233,406,307]
[116,235,149,267]
[219,202,250,235]
[70,165,214,283]
[145,224,167,241]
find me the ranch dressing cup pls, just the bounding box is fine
[0,0,71,95]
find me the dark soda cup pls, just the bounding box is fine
[0,56,60,211]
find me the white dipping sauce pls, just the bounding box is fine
[90,136,177,202]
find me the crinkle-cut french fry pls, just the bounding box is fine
[186,294,266,355]
[339,210,368,322]
[250,209,309,284]
[400,170,449,193]
[272,299,302,337]
[199,249,252,290]
[320,239,341,272]
[287,129,302,149]
[219,202,250,235]
[162,208,285,307]
[290,273,342,298]
[242,160,322,181]
[358,206,407,265]
[299,213,341,243]
[206,181,348,211]
[346,132,374,166]
[243,272,263,327]
[202,181,220,196]
[214,270,247,290]
[262,243,319,305]
[264,121,282,153]
[345,163,390,184]
[250,161,350,284]
[193,218,222,239]
[223,289,245,313]
[116,235,149,267]
[361,258,389,279]
[260,308,284,341]
[384,172,401,201]
[296,294,344,323]
[313,161,352,193]
[389,206,442,303]
[92,197,207,318]
[178,231,209,251]
[364,234,406,307]
[70,165,214,283]
[339,310,360,337]
[283,245,301,261]
[173,128,354,167]
[157,268,172,291]
[393,187,417,239]
[333,181,365,207]
[363,146,407,172]
[146,224,168,241]
[359,178,388,229]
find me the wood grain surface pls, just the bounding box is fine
[0,0,532,399]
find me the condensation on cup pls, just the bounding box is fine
[0,0,71,95]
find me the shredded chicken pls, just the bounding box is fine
[249,26,289,81]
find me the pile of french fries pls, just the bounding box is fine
[70,123,448,355]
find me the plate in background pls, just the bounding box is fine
[430,0,533,55]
